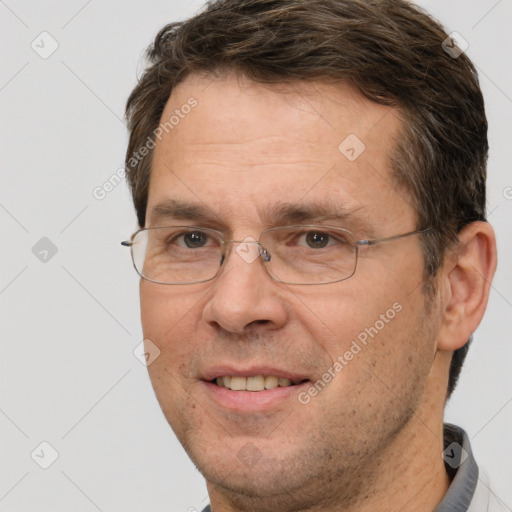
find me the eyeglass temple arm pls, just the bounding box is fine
[357,227,435,247]
[121,241,132,247]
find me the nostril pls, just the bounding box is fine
[251,319,270,326]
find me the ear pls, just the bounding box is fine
[437,221,497,352]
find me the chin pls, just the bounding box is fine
[201,458,304,498]
[185,434,314,499]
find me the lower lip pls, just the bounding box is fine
[202,381,310,412]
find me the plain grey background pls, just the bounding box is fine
[1,1,511,511]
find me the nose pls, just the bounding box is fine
[201,239,287,334]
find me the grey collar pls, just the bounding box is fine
[434,423,479,511]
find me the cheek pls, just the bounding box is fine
[140,290,203,383]
[140,282,203,341]
[296,280,405,356]
[140,283,202,400]
[300,265,432,389]
[346,297,433,404]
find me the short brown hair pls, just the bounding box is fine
[125,0,488,398]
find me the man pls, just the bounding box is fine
[121,1,503,510]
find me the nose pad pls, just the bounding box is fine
[218,238,271,270]
[234,237,262,264]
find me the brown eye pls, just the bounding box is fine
[305,231,330,249]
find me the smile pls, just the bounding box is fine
[214,375,299,391]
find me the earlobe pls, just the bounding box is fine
[437,221,497,352]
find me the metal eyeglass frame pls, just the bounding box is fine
[121,225,435,286]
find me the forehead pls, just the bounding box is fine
[148,72,414,232]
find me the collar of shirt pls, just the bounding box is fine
[434,423,478,512]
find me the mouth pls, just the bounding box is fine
[212,375,309,392]
[201,367,312,412]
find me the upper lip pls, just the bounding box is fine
[201,365,311,385]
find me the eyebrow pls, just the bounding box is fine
[148,199,220,227]
[148,198,372,234]
[262,202,365,226]
[262,201,375,236]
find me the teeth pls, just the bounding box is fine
[247,376,265,391]
[230,376,247,391]
[265,376,279,389]
[215,375,295,391]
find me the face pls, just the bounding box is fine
[141,73,439,508]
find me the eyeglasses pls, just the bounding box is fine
[121,225,433,285]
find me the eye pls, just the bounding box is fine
[178,231,210,248]
[291,229,351,249]
[304,231,331,249]
[163,229,216,249]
